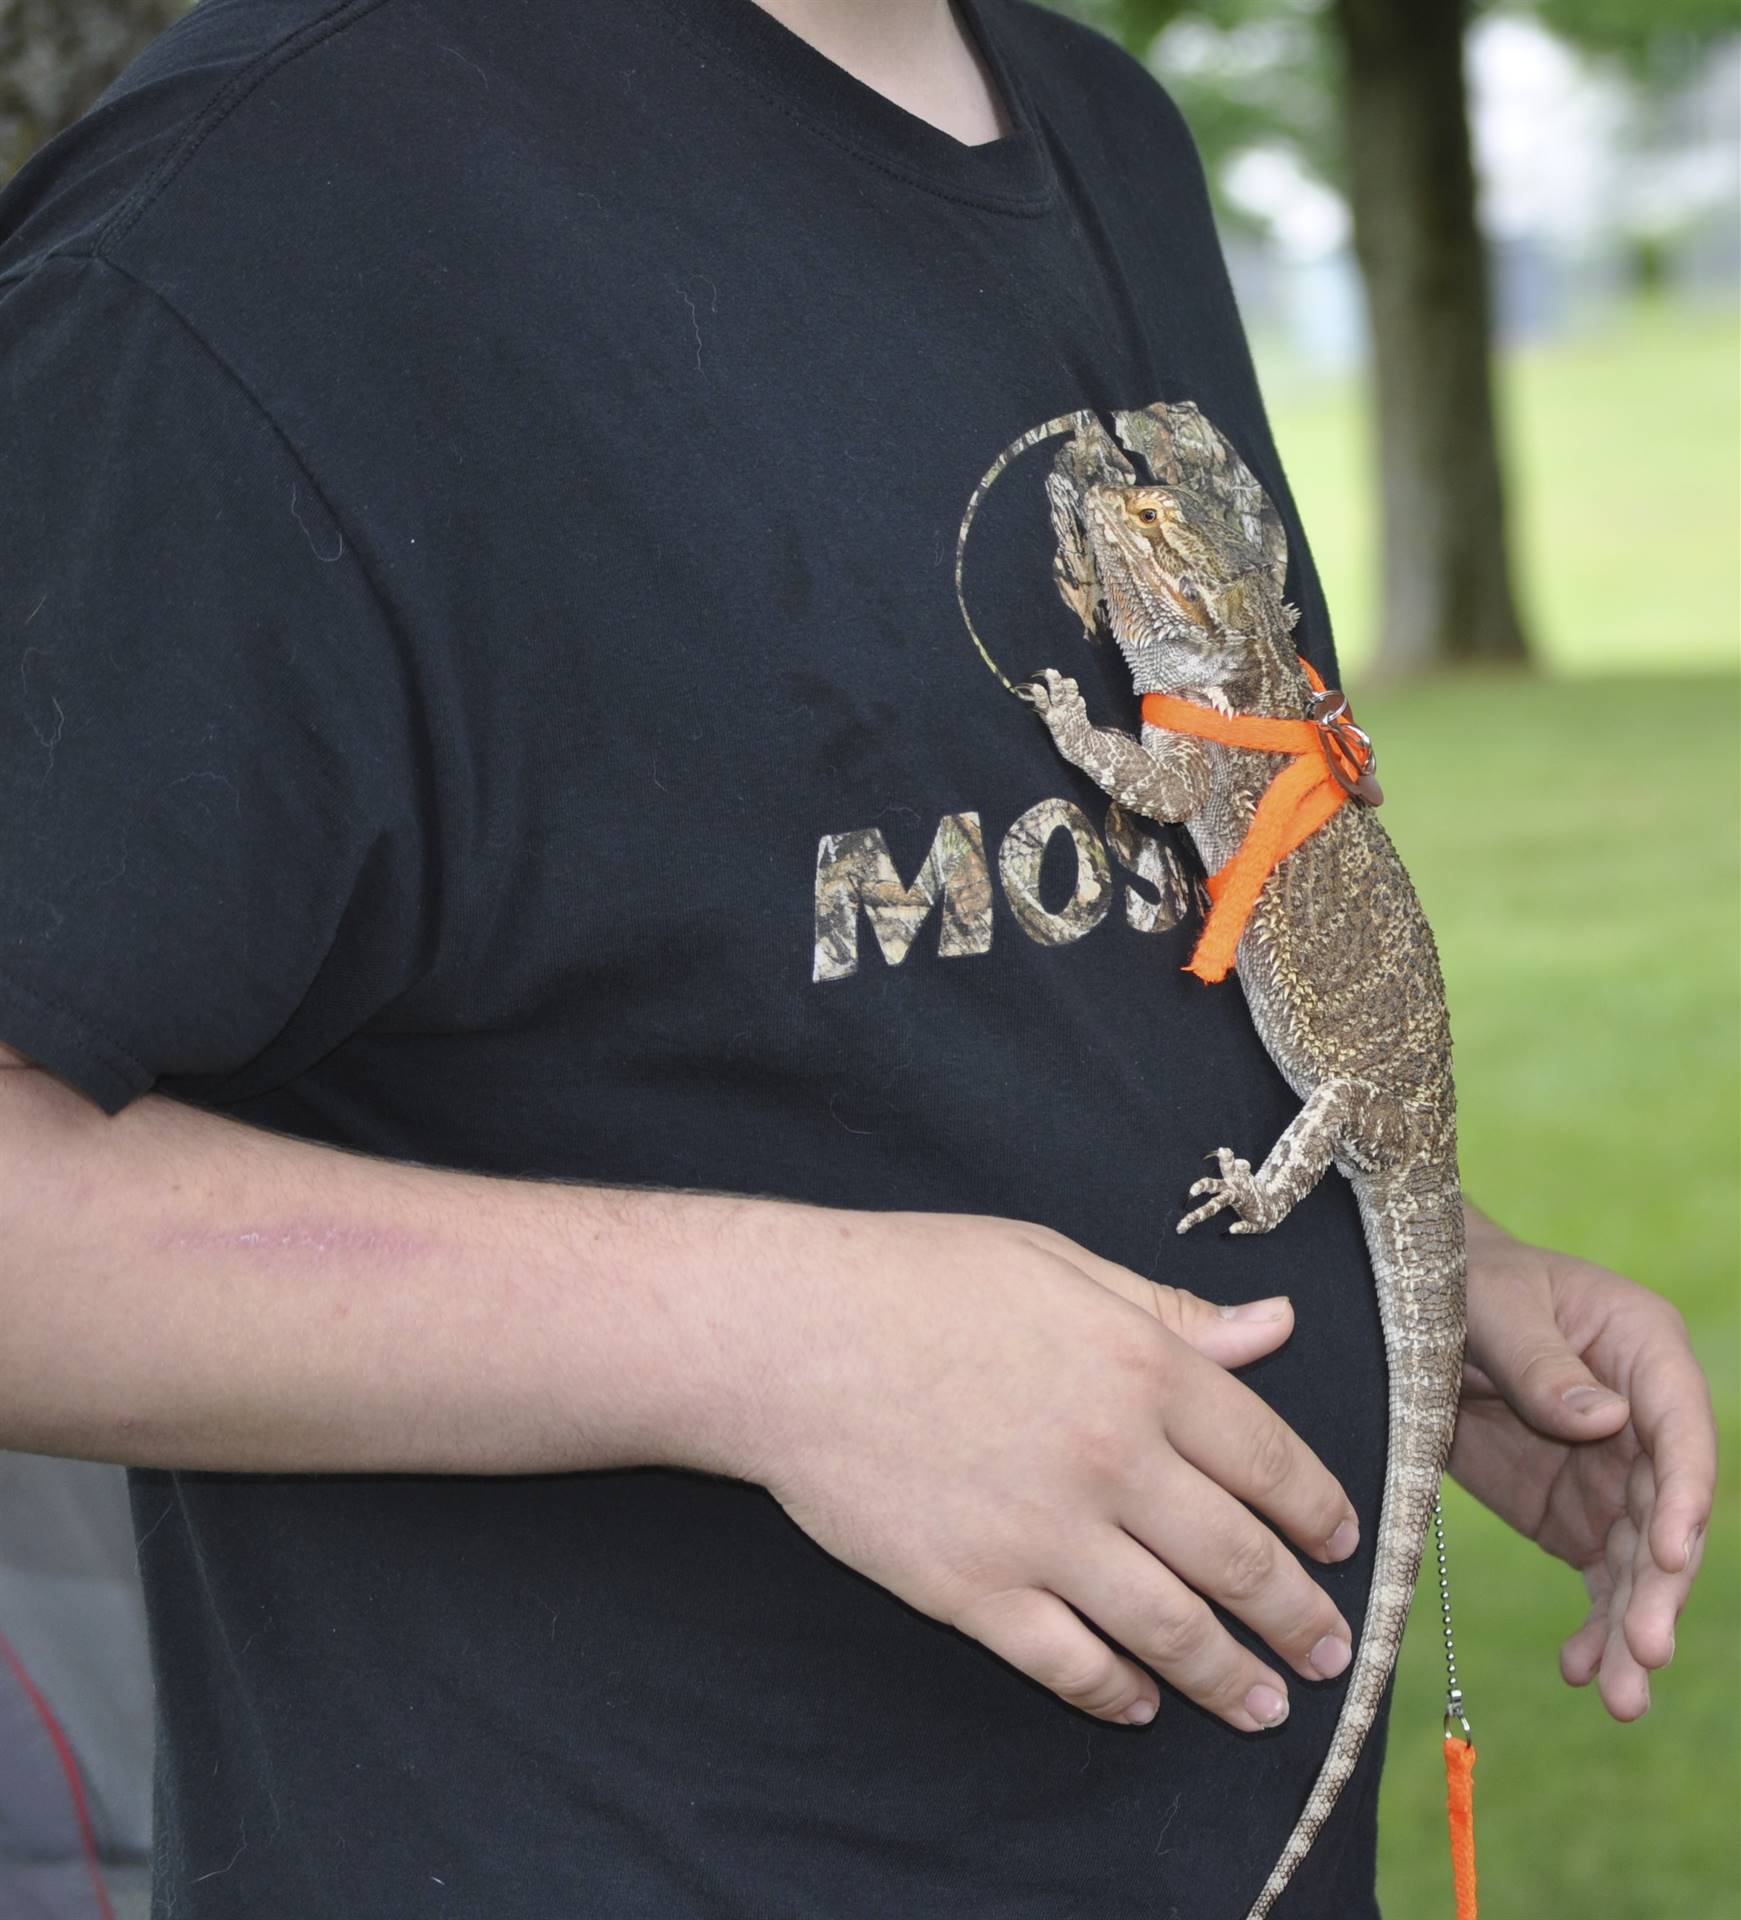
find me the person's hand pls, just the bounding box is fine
[724,1206,1362,1733]
[1449,1206,1716,1721]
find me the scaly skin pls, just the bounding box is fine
[1023,407,1465,1920]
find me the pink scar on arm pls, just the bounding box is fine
[154,1218,431,1260]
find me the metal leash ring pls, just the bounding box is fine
[1308,688,1384,806]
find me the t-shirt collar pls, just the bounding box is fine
[649,0,1058,214]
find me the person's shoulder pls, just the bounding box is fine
[0,1,327,271]
[986,0,1198,149]
[0,0,466,284]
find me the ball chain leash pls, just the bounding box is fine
[1434,1491,1478,1918]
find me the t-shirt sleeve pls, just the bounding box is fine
[0,252,436,1115]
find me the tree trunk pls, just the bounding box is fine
[1,0,184,180]
[1332,0,1532,673]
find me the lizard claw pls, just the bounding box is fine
[1022,667,1088,732]
[1177,1148,1279,1235]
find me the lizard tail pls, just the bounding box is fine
[1242,1184,1466,1920]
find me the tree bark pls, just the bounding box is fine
[1332,0,1532,673]
[1,0,184,180]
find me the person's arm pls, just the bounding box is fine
[0,1039,1363,1737]
[0,1038,776,1478]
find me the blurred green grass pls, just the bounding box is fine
[1261,301,1739,1916]
[1262,298,1741,678]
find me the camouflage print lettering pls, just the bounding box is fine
[997,797,1112,947]
[1104,802,1191,934]
[812,813,993,983]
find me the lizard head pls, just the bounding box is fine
[1076,479,1288,699]
[1041,406,1302,706]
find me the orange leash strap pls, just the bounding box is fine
[1193,756,1346,981]
[1435,1491,1479,1918]
[1138,657,1374,984]
[1445,1733,1478,1919]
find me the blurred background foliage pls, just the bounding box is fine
[3,2,1737,1916]
[0,0,182,174]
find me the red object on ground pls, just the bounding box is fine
[0,1623,118,1920]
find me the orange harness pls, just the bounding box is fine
[1140,657,1380,985]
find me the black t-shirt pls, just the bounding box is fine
[0,2,1391,1913]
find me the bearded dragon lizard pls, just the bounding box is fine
[1019,406,1465,1920]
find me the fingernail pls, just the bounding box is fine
[1245,1684,1289,1727]
[1562,1386,1624,1413]
[1326,1517,1359,1561]
[1310,1634,1352,1680]
[1682,1524,1704,1569]
[1123,1696,1156,1725]
[1219,1295,1290,1322]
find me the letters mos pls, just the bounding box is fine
[812,799,1197,983]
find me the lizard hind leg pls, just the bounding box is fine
[1176,1078,1400,1237]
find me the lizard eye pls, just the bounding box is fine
[1137,507,1159,525]
[1177,579,1200,602]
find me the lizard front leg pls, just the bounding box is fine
[1177,1078,1408,1236]
[1021,669,1210,823]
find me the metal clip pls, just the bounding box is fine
[1307,687,1384,806]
